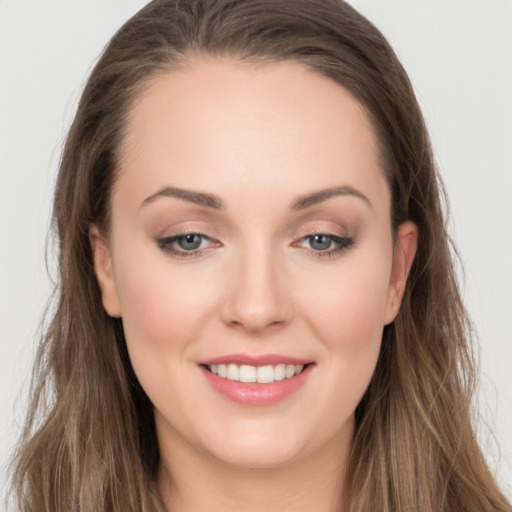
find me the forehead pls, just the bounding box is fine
[115,57,389,217]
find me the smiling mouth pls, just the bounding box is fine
[203,363,310,384]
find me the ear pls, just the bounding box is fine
[384,221,418,325]
[89,225,122,318]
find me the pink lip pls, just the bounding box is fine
[198,359,314,407]
[198,353,312,366]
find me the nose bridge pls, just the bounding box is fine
[222,236,290,332]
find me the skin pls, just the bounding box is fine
[90,57,417,512]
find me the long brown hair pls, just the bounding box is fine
[11,1,511,510]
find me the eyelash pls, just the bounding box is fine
[294,234,355,259]
[157,232,217,259]
[156,232,355,260]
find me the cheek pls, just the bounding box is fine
[298,253,392,393]
[113,254,217,383]
[114,259,225,438]
[305,255,391,341]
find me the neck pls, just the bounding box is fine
[157,422,352,512]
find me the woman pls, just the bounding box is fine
[9,0,511,510]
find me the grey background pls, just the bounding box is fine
[1,0,511,503]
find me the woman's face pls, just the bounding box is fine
[91,58,416,469]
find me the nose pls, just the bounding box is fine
[221,244,293,334]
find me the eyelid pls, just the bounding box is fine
[295,221,349,240]
[155,222,356,260]
[153,219,222,238]
[157,231,221,259]
[292,232,356,259]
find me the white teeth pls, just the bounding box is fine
[207,362,307,383]
[239,365,257,383]
[226,364,239,381]
[256,365,274,384]
[285,364,295,378]
[274,364,286,381]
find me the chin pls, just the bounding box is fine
[211,444,304,470]
[198,424,317,470]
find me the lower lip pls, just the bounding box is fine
[200,364,314,406]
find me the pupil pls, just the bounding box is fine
[179,234,202,250]
[310,234,332,251]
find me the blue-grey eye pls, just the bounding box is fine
[177,234,203,251]
[308,234,333,251]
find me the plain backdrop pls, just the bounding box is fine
[1,0,511,504]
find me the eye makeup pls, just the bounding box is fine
[293,233,355,259]
[157,232,221,259]
[150,204,362,262]
[156,230,356,261]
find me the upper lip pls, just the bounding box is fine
[198,353,313,367]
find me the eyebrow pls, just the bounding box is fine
[291,185,373,211]
[141,186,223,210]
[140,184,372,211]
